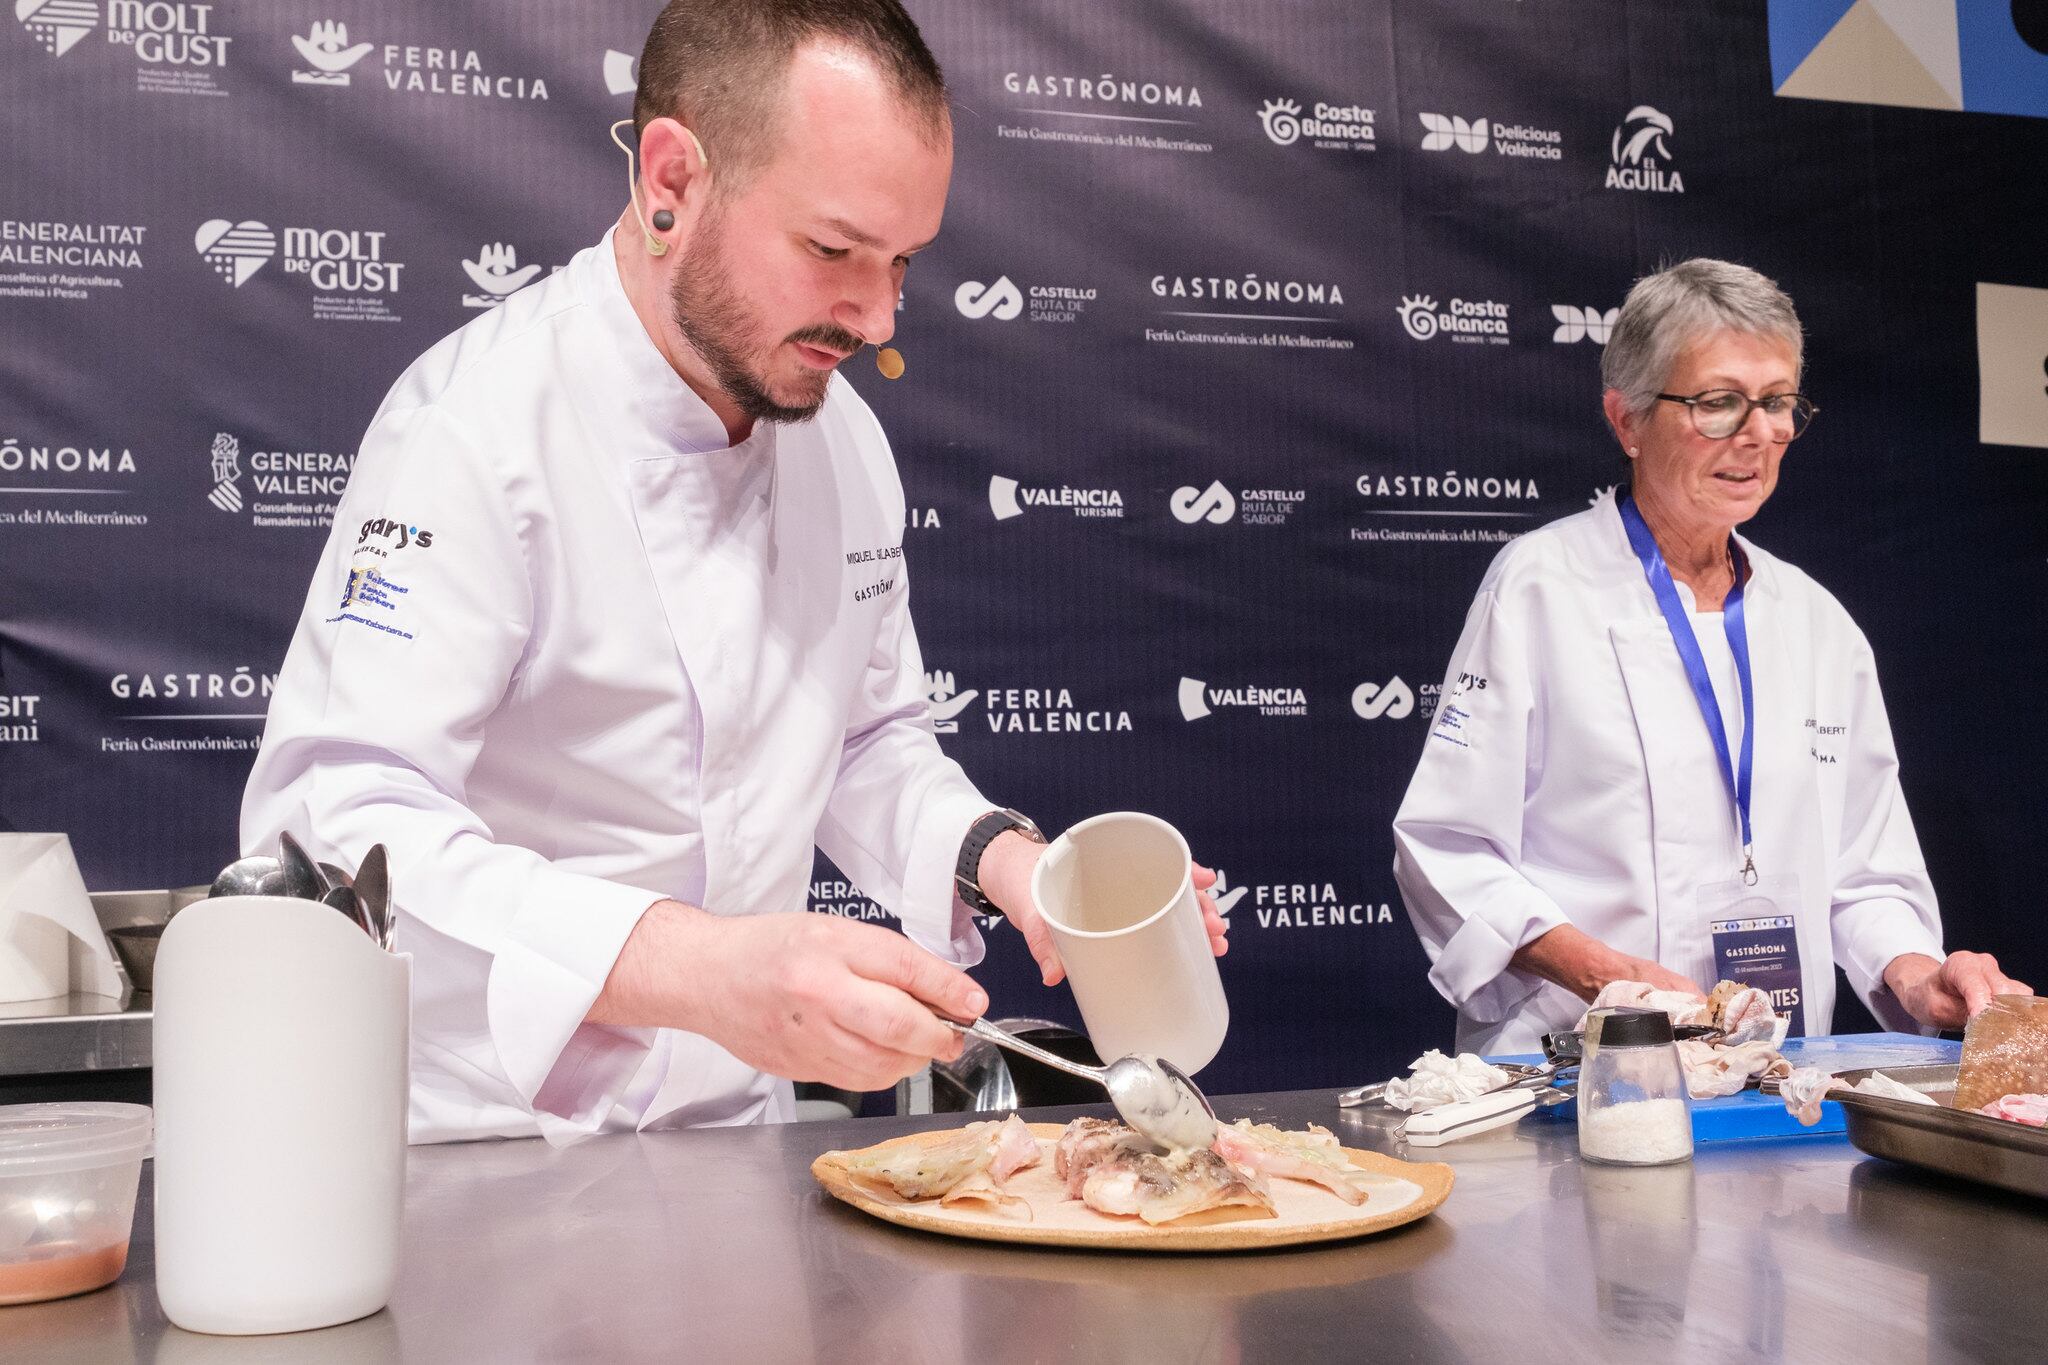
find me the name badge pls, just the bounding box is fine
[1702,874,1805,1037]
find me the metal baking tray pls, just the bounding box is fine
[1832,1064,2048,1202]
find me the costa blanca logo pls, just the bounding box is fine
[982,685,1132,735]
[206,432,241,511]
[1170,481,1235,524]
[1553,306,1618,343]
[602,48,636,97]
[954,277,1023,321]
[194,219,275,287]
[16,0,98,56]
[923,670,979,733]
[1260,96,1374,151]
[1399,293,1509,344]
[291,20,371,84]
[461,242,541,309]
[1608,105,1683,193]
[988,475,1123,521]
[1351,677,1414,720]
[0,694,40,744]
[1178,677,1307,721]
[1419,114,1488,153]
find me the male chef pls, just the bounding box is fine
[242,0,1228,1143]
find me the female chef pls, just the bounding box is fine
[1392,258,2030,1054]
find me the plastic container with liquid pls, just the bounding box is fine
[0,1102,152,1305]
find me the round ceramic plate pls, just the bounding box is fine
[811,1122,1455,1252]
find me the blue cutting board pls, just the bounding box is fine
[1496,1032,1961,1142]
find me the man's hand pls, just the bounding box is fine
[976,832,1232,988]
[588,901,987,1092]
[1511,923,1705,1003]
[1883,951,2033,1030]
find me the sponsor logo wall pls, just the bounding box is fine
[6,1,2045,1099]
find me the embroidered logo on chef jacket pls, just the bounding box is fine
[846,541,903,605]
[1804,717,1847,766]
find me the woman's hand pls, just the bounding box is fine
[1512,923,1705,1003]
[1883,951,2032,1029]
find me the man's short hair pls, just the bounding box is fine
[633,0,950,193]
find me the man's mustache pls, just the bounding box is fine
[785,323,865,357]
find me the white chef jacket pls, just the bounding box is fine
[1392,491,1945,1055]
[242,229,992,1144]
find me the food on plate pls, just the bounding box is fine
[1077,1145,1276,1226]
[1381,1050,1510,1112]
[1210,1120,1396,1206]
[1977,1093,2048,1127]
[1953,995,2048,1113]
[845,1113,1041,1203]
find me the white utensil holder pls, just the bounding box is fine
[152,896,409,1335]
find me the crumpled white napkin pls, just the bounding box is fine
[0,833,125,1001]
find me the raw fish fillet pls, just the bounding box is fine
[989,1113,1042,1183]
[1210,1120,1393,1205]
[1080,1147,1276,1226]
[1054,1116,1137,1198]
[1954,995,2048,1113]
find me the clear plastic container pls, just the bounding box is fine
[0,1102,152,1305]
[1577,1007,1693,1166]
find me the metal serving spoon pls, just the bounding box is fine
[321,884,375,940]
[354,844,392,951]
[276,831,327,901]
[208,855,292,899]
[936,1014,1218,1153]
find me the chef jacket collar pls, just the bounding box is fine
[580,226,766,457]
[1597,486,1778,604]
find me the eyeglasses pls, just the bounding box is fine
[1656,389,1817,441]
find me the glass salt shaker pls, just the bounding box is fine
[1577,1006,1693,1166]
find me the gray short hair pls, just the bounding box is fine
[1601,259,1803,417]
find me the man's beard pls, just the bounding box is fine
[668,225,862,426]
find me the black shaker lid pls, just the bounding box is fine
[1588,1005,1675,1047]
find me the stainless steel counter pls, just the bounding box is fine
[0,990,150,1078]
[12,1089,2047,1362]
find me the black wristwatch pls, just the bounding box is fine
[954,808,1045,917]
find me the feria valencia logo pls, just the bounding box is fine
[1170,481,1235,524]
[1552,306,1618,344]
[462,242,541,309]
[1608,105,1683,193]
[988,475,1124,521]
[954,276,1023,321]
[291,20,371,85]
[1351,677,1414,721]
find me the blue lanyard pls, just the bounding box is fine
[1618,494,1758,884]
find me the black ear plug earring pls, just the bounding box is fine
[652,210,674,231]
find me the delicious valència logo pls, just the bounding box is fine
[16,0,99,56]
[922,670,979,734]
[461,242,540,309]
[988,474,1124,521]
[1258,97,1375,151]
[286,22,548,100]
[1398,293,1509,344]
[1178,677,1307,721]
[1552,305,1618,343]
[1419,113,1561,159]
[291,20,371,85]
[1608,105,1682,192]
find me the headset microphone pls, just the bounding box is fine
[875,346,905,380]
[608,118,705,258]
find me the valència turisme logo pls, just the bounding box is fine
[922,670,979,734]
[1351,677,1415,721]
[461,243,541,309]
[1257,97,1375,152]
[988,475,1124,522]
[15,0,98,57]
[1607,105,1683,193]
[1398,293,1510,344]
[602,49,637,97]
[1552,306,1619,344]
[291,20,371,85]
[1418,113,1562,159]
[1178,677,1307,721]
